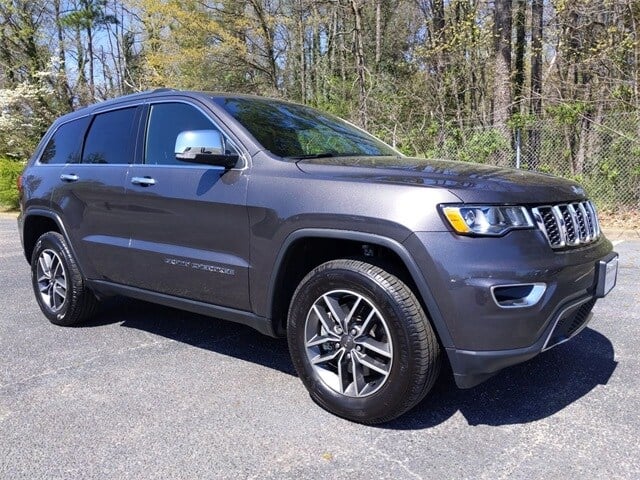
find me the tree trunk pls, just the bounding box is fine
[87,24,95,100]
[576,104,594,176]
[339,6,346,83]
[0,28,14,85]
[375,0,382,66]
[528,0,543,169]
[298,0,306,102]
[564,127,577,175]
[328,6,336,74]
[53,0,73,109]
[492,0,513,166]
[351,0,367,127]
[428,0,446,76]
[74,24,88,105]
[312,3,321,100]
[513,0,526,115]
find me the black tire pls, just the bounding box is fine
[287,259,441,424]
[30,231,99,326]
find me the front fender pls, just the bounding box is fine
[263,228,454,349]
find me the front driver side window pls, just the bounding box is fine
[145,102,237,165]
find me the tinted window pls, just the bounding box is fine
[145,103,232,165]
[82,107,138,164]
[40,117,90,164]
[213,97,397,159]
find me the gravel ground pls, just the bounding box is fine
[1,214,639,479]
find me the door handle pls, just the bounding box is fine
[131,176,156,187]
[60,173,79,182]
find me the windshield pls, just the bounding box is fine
[212,97,398,159]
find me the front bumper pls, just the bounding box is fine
[448,295,597,388]
[404,230,616,388]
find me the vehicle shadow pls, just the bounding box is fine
[385,327,617,429]
[84,297,296,376]
[85,298,617,428]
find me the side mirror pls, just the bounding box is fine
[174,130,239,168]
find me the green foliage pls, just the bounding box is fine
[0,158,24,210]
[60,0,117,30]
[461,130,510,163]
[0,0,638,215]
[507,113,536,130]
[430,129,510,164]
[312,77,355,120]
[545,102,589,125]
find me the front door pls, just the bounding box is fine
[125,101,251,311]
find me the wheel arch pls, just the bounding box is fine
[266,228,454,348]
[21,209,83,275]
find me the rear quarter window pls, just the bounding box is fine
[39,117,90,164]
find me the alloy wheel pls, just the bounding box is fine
[36,249,67,312]
[304,289,393,397]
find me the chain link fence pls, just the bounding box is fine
[425,113,640,214]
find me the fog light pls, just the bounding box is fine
[491,283,546,308]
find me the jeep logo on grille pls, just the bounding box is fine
[571,185,585,196]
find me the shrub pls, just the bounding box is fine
[0,157,25,210]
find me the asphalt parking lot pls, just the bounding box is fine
[1,214,639,479]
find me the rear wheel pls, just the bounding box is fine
[31,232,98,326]
[287,259,441,424]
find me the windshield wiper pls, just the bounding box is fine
[287,152,369,160]
[287,153,337,159]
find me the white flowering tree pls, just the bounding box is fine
[0,58,65,161]
[0,83,46,160]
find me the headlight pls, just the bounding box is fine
[441,205,534,236]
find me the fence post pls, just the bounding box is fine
[515,128,521,169]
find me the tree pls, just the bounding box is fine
[492,0,513,166]
[61,0,118,102]
[0,0,639,177]
[513,0,527,114]
[351,0,367,127]
[529,0,543,168]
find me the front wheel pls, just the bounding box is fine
[287,259,441,424]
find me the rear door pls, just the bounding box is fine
[125,100,251,310]
[28,116,91,214]
[54,106,143,283]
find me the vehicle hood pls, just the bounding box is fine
[296,156,588,204]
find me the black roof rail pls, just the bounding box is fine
[58,88,188,122]
[151,88,179,93]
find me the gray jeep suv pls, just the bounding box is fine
[17,89,618,424]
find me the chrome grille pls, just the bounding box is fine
[532,200,600,249]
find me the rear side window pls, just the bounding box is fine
[145,102,222,165]
[82,107,138,164]
[39,117,90,164]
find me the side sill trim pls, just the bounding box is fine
[88,280,277,337]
